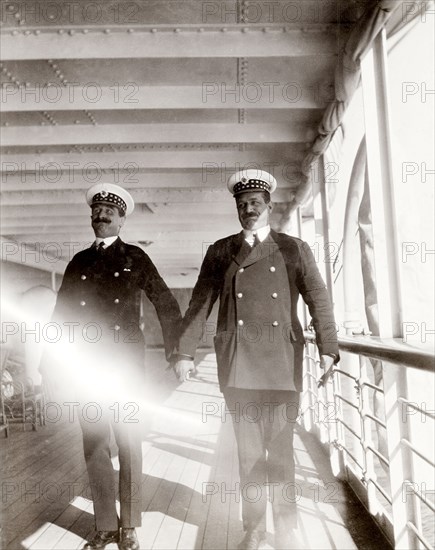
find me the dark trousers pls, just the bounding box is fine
[223,388,300,534]
[79,405,143,531]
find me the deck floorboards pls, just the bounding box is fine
[1,350,390,550]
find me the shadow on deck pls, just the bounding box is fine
[0,350,391,550]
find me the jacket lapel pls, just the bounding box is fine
[241,232,280,267]
[231,233,252,266]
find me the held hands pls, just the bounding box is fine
[317,354,336,388]
[173,359,195,382]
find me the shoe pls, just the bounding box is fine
[119,528,139,550]
[238,530,266,550]
[83,530,119,549]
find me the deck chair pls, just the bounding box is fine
[0,347,10,437]
[2,351,46,432]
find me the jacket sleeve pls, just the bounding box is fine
[176,244,221,358]
[140,253,182,360]
[295,240,339,361]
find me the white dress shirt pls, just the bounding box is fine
[243,224,271,246]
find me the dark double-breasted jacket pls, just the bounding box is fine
[177,230,339,392]
[50,237,181,383]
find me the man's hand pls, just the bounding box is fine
[173,359,195,382]
[317,354,336,388]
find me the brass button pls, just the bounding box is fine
[114,272,120,277]
[81,274,86,280]
[239,268,244,273]
[237,293,243,299]
[114,324,120,331]
[238,320,244,326]
[272,321,279,327]
[270,266,276,272]
[272,292,278,298]
[114,298,120,304]
[80,300,86,306]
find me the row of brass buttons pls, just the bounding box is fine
[80,298,120,306]
[237,320,280,327]
[81,272,120,280]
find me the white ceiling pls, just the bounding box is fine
[0,0,364,287]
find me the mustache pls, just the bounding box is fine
[93,217,111,224]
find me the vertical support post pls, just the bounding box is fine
[360,30,403,339]
[359,356,378,515]
[361,31,415,548]
[51,271,56,292]
[382,363,419,549]
[311,155,334,303]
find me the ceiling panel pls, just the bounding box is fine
[0,0,350,284]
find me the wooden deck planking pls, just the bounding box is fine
[1,349,391,550]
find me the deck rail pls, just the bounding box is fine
[302,331,435,549]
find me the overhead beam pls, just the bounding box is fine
[1,150,303,171]
[1,167,300,191]
[0,187,294,205]
[1,123,308,147]
[1,85,325,111]
[1,28,337,60]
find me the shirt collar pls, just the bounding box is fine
[243,224,271,243]
[95,235,118,248]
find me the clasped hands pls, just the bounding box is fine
[170,359,195,382]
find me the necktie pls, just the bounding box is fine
[252,233,261,247]
[97,241,106,253]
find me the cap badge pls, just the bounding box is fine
[100,190,108,198]
[241,177,248,183]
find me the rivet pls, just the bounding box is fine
[69,30,75,35]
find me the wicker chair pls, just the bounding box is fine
[1,351,45,432]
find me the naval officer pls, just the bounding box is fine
[48,183,182,550]
[173,170,339,549]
